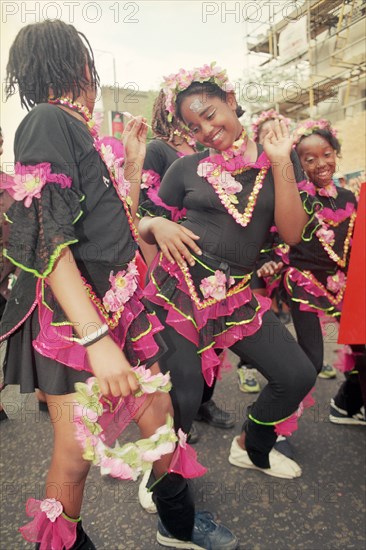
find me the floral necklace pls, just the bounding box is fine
[48,96,138,242]
[298,180,356,268]
[198,128,269,227]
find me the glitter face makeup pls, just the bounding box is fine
[189,98,204,112]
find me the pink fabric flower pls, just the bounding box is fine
[100,457,135,480]
[141,441,176,462]
[100,144,115,168]
[12,162,72,207]
[115,166,131,198]
[40,499,63,523]
[251,109,291,142]
[297,180,316,196]
[316,226,335,244]
[20,498,77,549]
[162,62,235,114]
[200,270,234,301]
[320,202,355,223]
[141,169,160,190]
[294,119,337,144]
[177,428,187,448]
[74,420,92,446]
[134,366,171,394]
[103,289,126,312]
[103,262,138,313]
[318,182,338,198]
[220,171,243,195]
[327,271,346,293]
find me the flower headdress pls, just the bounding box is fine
[294,118,338,145]
[251,109,291,142]
[162,62,235,120]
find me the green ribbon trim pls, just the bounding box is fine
[61,513,81,523]
[248,412,293,426]
[3,239,78,279]
[130,322,153,342]
[192,254,250,280]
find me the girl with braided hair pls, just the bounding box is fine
[139,63,317,548]
[138,89,236,517]
[1,20,205,550]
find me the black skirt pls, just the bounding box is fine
[4,309,94,395]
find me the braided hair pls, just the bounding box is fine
[152,89,197,148]
[6,20,100,109]
[152,90,176,141]
[152,89,189,145]
[175,82,244,121]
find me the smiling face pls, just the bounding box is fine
[297,134,337,188]
[179,92,243,150]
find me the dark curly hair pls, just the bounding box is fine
[296,128,341,156]
[175,82,244,121]
[6,20,100,110]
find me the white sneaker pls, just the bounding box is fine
[228,436,302,479]
[329,399,366,425]
[138,470,157,514]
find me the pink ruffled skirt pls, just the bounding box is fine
[144,253,271,386]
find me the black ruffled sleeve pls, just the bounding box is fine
[3,104,84,278]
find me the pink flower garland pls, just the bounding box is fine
[251,109,291,142]
[162,62,235,118]
[294,118,338,144]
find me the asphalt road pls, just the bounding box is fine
[1,321,365,550]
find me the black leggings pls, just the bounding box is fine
[290,301,324,374]
[155,306,316,463]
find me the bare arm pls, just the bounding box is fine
[263,120,308,245]
[48,247,139,397]
[123,117,148,220]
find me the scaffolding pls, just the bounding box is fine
[244,0,366,120]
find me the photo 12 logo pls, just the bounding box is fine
[2,2,140,24]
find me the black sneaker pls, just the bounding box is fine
[329,399,366,425]
[157,511,238,549]
[195,400,235,429]
[274,436,295,459]
[187,423,200,445]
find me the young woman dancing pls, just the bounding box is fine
[0,20,203,550]
[139,62,317,548]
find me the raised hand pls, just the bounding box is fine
[122,115,148,164]
[262,119,294,162]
